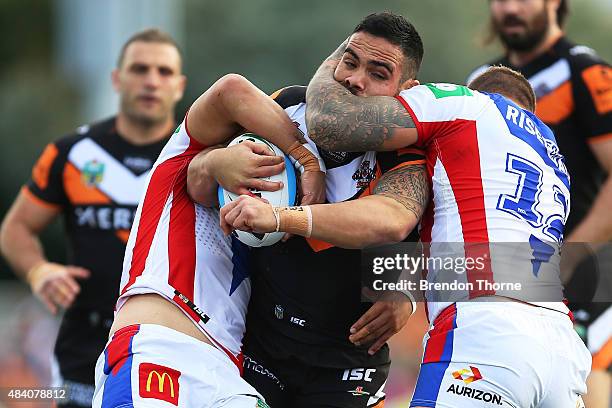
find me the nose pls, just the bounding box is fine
[143,69,161,89]
[497,0,522,14]
[344,72,366,94]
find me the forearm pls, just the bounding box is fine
[190,74,306,153]
[187,146,223,207]
[566,175,612,245]
[305,44,416,152]
[0,220,46,280]
[281,196,417,249]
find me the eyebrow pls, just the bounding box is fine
[344,47,394,75]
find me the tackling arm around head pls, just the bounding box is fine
[305,44,419,152]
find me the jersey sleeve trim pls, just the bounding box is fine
[21,185,62,210]
[395,95,423,145]
[387,160,426,173]
[32,143,59,190]
[587,132,612,144]
[183,109,208,151]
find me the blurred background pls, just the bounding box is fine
[0,0,610,406]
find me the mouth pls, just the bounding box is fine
[501,17,527,31]
[137,95,161,105]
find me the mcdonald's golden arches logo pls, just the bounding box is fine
[139,362,181,405]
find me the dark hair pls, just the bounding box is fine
[353,12,424,79]
[117,28,182,68]
[468,65,536,112]
[557,0,569,27]
[484,0,570,45]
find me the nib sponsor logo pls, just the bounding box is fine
[347,386,370,397]
[452,365,482,384]
[447,366,503,405]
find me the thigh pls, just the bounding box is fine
[94,324,263,408]
[410,304,550,408]
[242,352,288,408]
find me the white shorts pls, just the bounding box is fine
[411,302,591,408]
[92,324,266,408]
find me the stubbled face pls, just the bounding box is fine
[333,32,406,97]
[112,41,185,126]
[490,0,550,52]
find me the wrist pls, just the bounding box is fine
[287,142,325,174]
[276,206,313,237]
[26,260,48,286]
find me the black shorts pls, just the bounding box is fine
[243,333,389,408]
[54,308,113,407]
[565,247,612,372]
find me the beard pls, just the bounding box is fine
[493,8,549,52]
[121,96,168,128]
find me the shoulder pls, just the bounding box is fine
[466,57,506,85]
[557,38,609,71]
[270,85,307,109]
[54,117,115,152]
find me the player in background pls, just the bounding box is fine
[187,12,428,407]
[0,29,186,408]
[92,73,324,407]
[222,44,592,405]
[467,1,612,405]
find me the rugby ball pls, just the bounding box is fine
[218,133,297,247]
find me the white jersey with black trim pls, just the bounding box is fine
[117,117,251,369]
[397,83,571,322]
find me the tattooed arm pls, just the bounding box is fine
[220,164,429,249]
[305,44,419,152]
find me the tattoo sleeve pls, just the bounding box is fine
[305,50,416,152]
[373,164,429,219]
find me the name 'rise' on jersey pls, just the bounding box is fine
[397,83,571,322]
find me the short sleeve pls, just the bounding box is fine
[24,142,67,208]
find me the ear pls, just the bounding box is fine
[400,78,420,91]
[547,0,562,23]
[111,69,121,92]
[175,74,187,102]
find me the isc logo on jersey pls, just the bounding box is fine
[218,134,297,247]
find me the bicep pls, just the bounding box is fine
[373,164,429,219]
[3,190,60,234]
[589,137,612,174]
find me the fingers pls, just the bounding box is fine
[243,178,283,192]
[219,198,242,235]
[349,314,388,347]
[38,274,79,311]
[255,154,284,166]
[368,328,395,355]
[299,171,326,205]
[350,301,381,335]
[243,141,274,156]
[40,296,58,315]
[252,162,285,179]
[66,266,91,279]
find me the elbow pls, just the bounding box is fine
[0,217,12,259]
[376,218,416,245]
[214,74,253,102]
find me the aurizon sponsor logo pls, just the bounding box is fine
[447,366,503,406]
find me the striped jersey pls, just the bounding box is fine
[468,38,612,234]
[117,116,252,369]
[25,117,169,312]
[397,83,571,322]
[248,86,426,367]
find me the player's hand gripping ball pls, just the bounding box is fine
[218,134,296,246]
